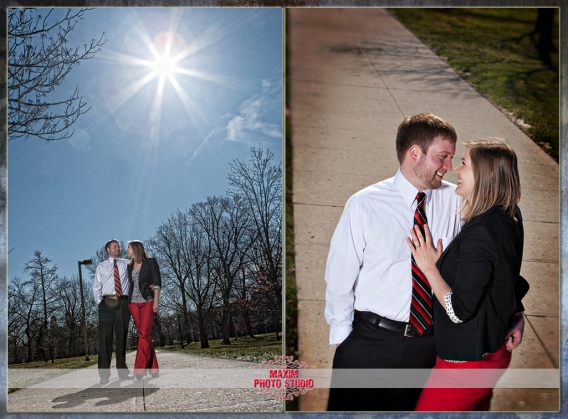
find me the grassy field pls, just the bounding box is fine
[390,8,559,160]
[9,356,98,370]
[159,333,282,363]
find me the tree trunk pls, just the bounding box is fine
[177,315,185,349]
[67,323,76,357]
[187,315,196,344]
[534,8,555,70]
[272,309,280,339]
[233,319,238,341]
[12,340,19,364]
[242,309,255,338]
[25,328,33,362]
[197,311,210,349]
[180,291,193,344]
[221,304,231,345]
[39,264,51,363]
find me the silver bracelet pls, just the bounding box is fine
[445,290,463,324]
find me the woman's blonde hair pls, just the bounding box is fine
[128,240,149,264]
[460,139,521,221]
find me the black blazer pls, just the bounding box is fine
[127,258,162,303]
[434,205,526,361]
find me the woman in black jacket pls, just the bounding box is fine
[407,140,526,411]
[126,240,161,379]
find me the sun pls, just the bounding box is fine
[149,31,184,78]
[152,52,177,78]
[104,21,226,141]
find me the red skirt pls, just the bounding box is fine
[415,343,512,411]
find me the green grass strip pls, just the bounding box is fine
[159,333,282,364]
[390,8,559,159]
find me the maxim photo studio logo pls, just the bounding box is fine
[253,355,315,401]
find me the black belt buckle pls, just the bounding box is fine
[404,324,415,337]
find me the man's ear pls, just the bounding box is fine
[408,144,422,163]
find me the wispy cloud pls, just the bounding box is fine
[189,79,281,161]
[226,81,281,142]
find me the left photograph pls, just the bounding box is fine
[8,7,283,413]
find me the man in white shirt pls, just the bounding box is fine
[93,239,131,383]
[325,113,479,410]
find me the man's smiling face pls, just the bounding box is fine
[413,136,456,190]
[106,241,121,259]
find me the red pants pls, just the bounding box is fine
[128,301,159,376]
[415,343,512,411]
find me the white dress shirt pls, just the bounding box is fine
[325,169,464,345]
[93,257,131,305]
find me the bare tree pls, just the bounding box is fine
[8,276,40,363]
[24,250,59,363]
[57,275,83,357]
[247,241,283,338]
[8,8,105,141]
[185,220,219,349]
[190,195,256,345]
[8,283,25,363]
[149,210,228,349]
[233,266,257,338]
[228,146,282,337]
[147,211,194,347]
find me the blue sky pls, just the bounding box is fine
[8,8,283,281]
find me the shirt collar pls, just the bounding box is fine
[394,169,432,207]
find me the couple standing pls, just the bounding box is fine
[325,113,529,411]
[92,239,162,383]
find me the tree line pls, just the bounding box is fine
[8,146,282,364]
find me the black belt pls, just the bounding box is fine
[355,311,433,337]
[104,295,129,300]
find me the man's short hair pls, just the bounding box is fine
[396,113,457,164]
[105,239,120,253]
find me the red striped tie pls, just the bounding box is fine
[409,191,433,335]
[114,259,122,297]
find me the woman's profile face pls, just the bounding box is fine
[454,148,475,200]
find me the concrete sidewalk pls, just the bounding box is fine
[8,351,282,413]
[289,8,559,412]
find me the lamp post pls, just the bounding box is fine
[78,259,92,361]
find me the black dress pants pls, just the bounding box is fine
[98,297,131,379]
[327,316,436,411]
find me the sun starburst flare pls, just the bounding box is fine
[99,20,229,141]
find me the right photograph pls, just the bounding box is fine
[286,8,559,412]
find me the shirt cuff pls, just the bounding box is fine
[329,324,353,346]
[444,290,463,324]
[153,286,161,290]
